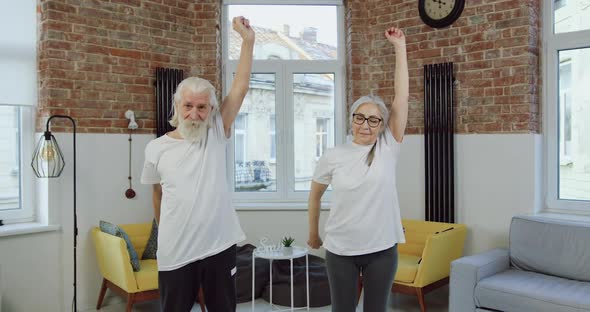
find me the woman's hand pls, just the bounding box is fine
[384,26,406,48]
[307,234,323,249]
[232,16,255,44]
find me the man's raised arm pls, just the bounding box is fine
[221,16,255,136]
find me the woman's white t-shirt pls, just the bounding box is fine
[312,127,405,256]
[140,112,245,271]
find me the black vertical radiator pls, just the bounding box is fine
[155,67,184,137]
[424,62,455,223]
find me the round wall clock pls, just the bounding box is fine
[419,0,465,28]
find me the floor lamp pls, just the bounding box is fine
[31,115,77,312]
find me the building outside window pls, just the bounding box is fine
[223,1,345,202]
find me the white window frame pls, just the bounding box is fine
[543,0,590,213]
[222,1,345,205]
[0,105,36,223]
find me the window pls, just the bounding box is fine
[315,118,330,159]
[223,1,345,202]
[544,0,590,212]
[0,0,36,223]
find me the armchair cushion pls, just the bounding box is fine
[99,220,119,236]
[100,220,141,271]
[395,254,421,283]
[141,219,158,260]
[134,259,159,291]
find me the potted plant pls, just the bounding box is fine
[281,236,295,254]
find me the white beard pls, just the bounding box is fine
[178,118,209,142]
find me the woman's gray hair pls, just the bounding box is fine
[350,95,389,166]
[349,95,389,134]
[169,77,218,127]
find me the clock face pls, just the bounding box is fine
[425,0,456,20]
[419,0,465,28]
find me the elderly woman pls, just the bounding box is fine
[307,26,408,311]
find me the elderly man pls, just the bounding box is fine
[140,16,254,312]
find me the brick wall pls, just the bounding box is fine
[346,0,541,134]
[38,0,541,134]
[38,0,220,134]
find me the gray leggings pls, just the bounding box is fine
[325,245,398,312]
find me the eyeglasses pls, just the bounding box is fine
[352,113,382,128]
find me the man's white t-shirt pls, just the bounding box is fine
[140,112,245,271]
[312,127,405,256]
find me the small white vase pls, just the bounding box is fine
[283,246,293,255]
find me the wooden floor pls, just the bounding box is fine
[88,285,450,312]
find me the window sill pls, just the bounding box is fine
[234,201,331,211]
[0,223,61,238]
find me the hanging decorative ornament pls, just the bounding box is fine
[125,130,136,199]
[125,110,138,199]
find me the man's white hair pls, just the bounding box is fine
[169,77,218,127]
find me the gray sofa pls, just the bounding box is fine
[449,215,590,312]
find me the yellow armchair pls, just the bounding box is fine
[357,219,467,312]
[91,223,205,312]
[393,219,467,312]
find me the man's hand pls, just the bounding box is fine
[385,26,406,48]
[232,16,255,44]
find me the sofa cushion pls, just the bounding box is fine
[510,215,590,282]
[99,220,119,236]
[99,221,141,272]
[394,254,421,283]
[134,259,158,291]
[142,219,158,260]
[475,269,590,312]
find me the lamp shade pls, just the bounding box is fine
[31,131,66,178]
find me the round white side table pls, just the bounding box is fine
[252,246,310,312]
